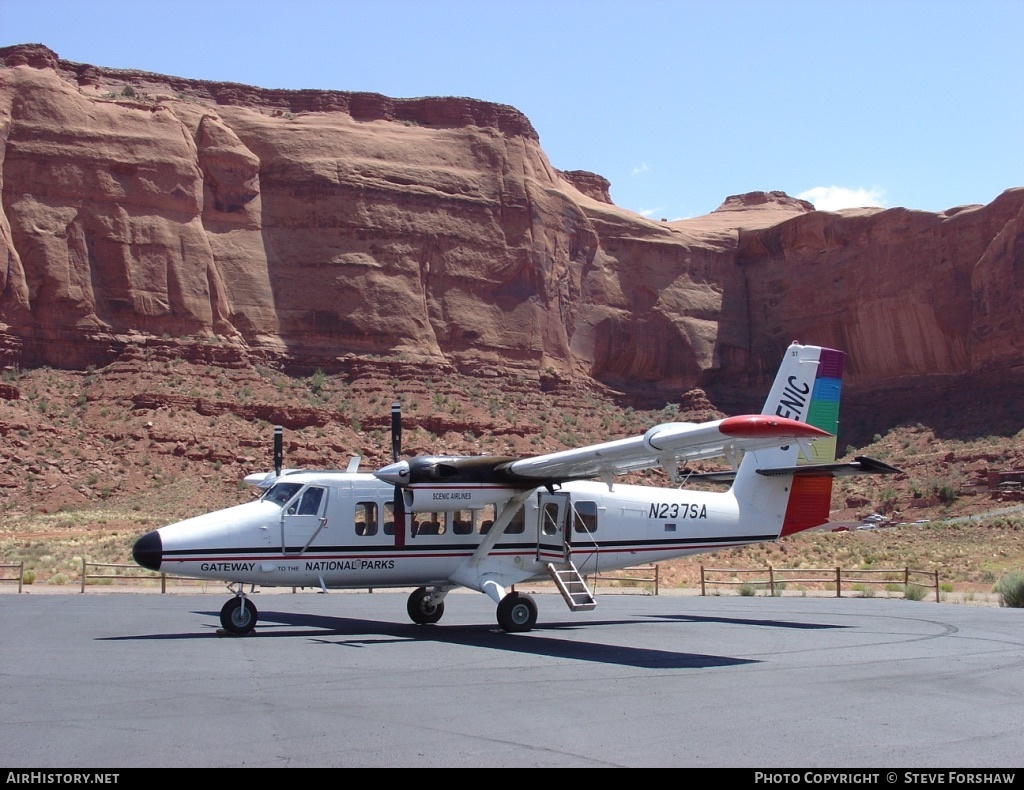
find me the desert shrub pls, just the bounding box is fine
[994,571,1024,608]
[308,368,327,395]
[22,569,36,585]
[48,572,69,585]
[903,584,927,601]
[738,582,757,596]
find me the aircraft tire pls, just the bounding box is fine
[220,597,258,634]
[497,592,537,633]
[407,587,445,625]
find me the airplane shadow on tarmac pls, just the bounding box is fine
[99,606,849,670]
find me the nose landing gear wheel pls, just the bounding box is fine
[497,592,537,633]
[220,597,258,634]
[407,586,445,625]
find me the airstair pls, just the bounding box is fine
[546,562,596,611]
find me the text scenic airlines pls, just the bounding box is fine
[132,342,900,634]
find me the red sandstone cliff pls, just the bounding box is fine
[2,44,1023,437]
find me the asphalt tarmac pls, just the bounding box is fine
[2,590,1022,768]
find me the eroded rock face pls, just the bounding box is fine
[2,44,1023,431]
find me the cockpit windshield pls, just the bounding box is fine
[262,482,303,508]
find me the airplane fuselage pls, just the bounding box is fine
[134,471,777,591]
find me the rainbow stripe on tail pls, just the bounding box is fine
[801,346,843,466]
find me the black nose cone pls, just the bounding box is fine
[132,531,163,571]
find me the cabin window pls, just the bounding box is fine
[507,506,525,534]
[477,503,525,535]
[572,500,598,533]
[451,509,474,535]
[355,501,378,536]
[413,512,445,536]
[263,482,303,508]
[478,506,494,535]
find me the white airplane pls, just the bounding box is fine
[132,342,900,634]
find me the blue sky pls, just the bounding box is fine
[4,0,1022,219]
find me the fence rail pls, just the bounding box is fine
[0,561,24,593]
[587,564,659,594]
[699,565,940,601]
[78,560,214,593]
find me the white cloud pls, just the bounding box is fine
[797,186,886,211]
[631,162,650,176]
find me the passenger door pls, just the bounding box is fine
[282,485,329,554]
[536,492,570,563]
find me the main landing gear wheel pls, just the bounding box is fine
[407,587,445,625]
[220,597,258,634]
[497,592,538,633]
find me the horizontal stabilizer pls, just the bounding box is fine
[758,455,904,478]
[689,455,902,484]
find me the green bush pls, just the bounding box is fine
[738,582,757,596]
[903,584,927,601]
[994,571,1024,608]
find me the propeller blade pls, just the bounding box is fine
[391,402,402,463]
[389,402,405,547]
[273,425,283,477]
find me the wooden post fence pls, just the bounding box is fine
[699,565,939,601]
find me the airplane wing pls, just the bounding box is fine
[499,414,830,484]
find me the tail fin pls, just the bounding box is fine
[733,342,844,536]
[761,342,843,466]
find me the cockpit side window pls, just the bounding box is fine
[263,482,303,508]
[295,486,325,516]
